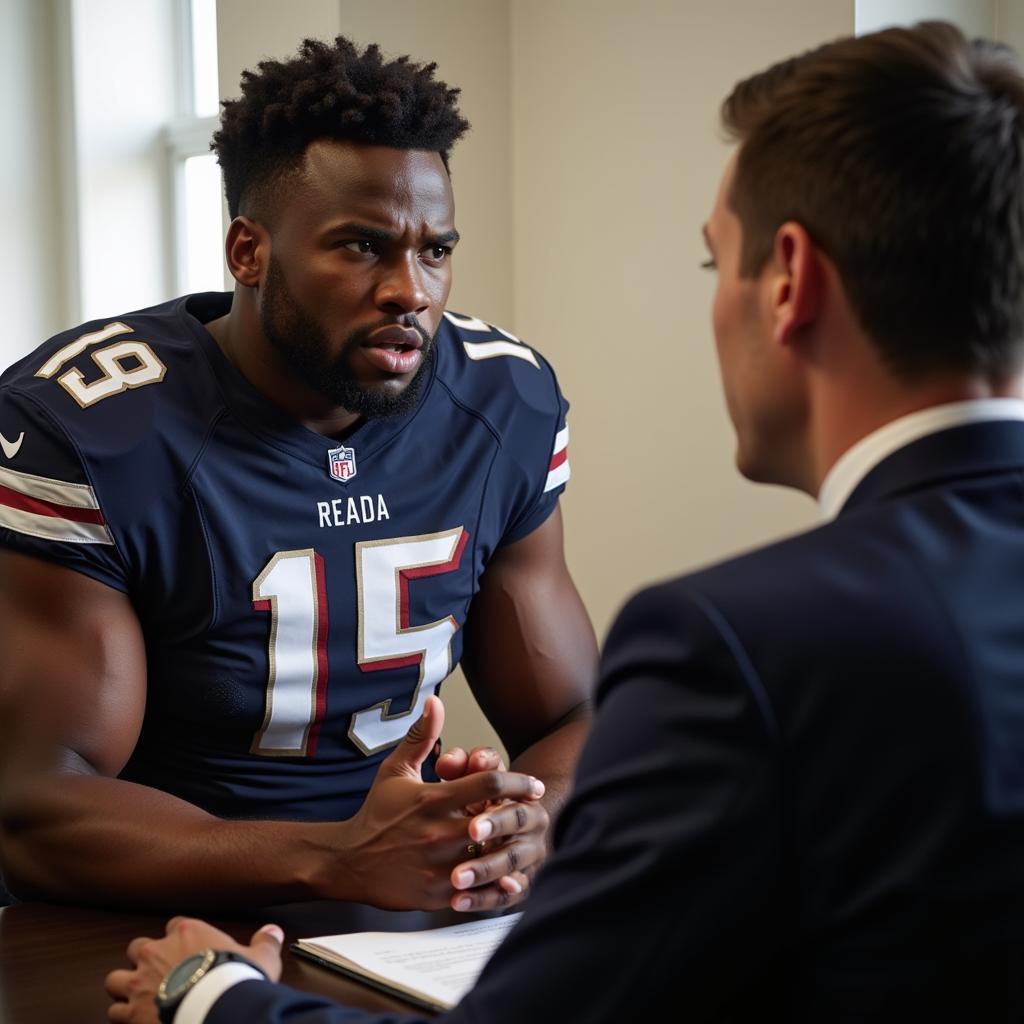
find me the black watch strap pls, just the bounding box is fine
[156,949,268,1024]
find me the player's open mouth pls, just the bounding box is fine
[361,326,425,375]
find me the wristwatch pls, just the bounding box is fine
[155,948,267,1024]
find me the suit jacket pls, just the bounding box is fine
[208,420,1024,1023]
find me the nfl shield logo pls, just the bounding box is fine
[327,445,357,483]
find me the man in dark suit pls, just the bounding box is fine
[106,20,1024,1024]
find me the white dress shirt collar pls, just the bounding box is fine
[817,398,1024,521]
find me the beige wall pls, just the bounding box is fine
[509,0,849,641]
[210,0,859,757]
[1000,0,1024,53]
[0,0,68,363]
[336,0,514,328]
[217,1,341,102]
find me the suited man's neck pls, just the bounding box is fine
[804,363,1024,498]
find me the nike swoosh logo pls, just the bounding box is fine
[0,431,24,459]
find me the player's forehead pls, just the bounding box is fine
[280,139,455,234]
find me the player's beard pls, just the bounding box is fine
[259,255,435,418]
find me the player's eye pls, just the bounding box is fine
[700,258,717,271]
[422,245,453,265]
[342,240,377,255]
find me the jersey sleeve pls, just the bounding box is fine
[411,310,576,550]
[499,371,570,545]
[0,386,129,592]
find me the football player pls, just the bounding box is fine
[0,37,596,913]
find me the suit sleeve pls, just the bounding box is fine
[203,581,785,1024]
[204,979,430,1024]
[441,581,788,1024]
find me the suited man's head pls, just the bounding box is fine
[704,22,1024,492]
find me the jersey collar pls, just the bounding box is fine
[180,293,439,470]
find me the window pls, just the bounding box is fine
[166,0,225,295]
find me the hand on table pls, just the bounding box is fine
[104,916,283,1023]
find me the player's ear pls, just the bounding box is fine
[769,221,824,348]
[224,216,268,288]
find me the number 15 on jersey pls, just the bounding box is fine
[250,527,468,758]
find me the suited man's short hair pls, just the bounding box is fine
[722,21,1024,382]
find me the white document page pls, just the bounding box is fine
[299,912,522,1009]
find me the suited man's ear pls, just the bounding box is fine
[769,222,824,347]
[224,216,268,289]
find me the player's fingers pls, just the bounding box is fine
[451,878,527,913]
[443,747,503,813]
[498,871,530,896]
[466,747,506,774]
[470,800,549,843]
[377,696,445,779]
[441,769,544,810]
[451,835,544,894]
[434,746,468,780]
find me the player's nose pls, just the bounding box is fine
[374,254,431,316]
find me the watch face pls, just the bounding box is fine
[161,951,211,1001]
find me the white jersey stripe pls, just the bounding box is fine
[443,310,524,344]
[0,465,102,509]
[462,340,540,368]
[544,460,571,493]
[0,504,113,544]
[443,310,493,333]
[552,425,569,455]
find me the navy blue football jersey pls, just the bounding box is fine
[0,293,570,821]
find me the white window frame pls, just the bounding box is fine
[164,0,224,296]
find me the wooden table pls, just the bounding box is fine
[0,899,458,1023]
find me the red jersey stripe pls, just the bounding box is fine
[0,483,107,525]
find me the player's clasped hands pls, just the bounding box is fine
[340,696,548,912]
[436,739,549,912]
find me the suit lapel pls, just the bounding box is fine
[841,420,1024,515]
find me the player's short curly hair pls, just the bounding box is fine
[211,36,470,219]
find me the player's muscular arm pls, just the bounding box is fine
[0,550,310,907]
[0,553,537,910]
[448,505,598,911]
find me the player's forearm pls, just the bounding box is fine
[0,773,343,909]
[508,706,591,822]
